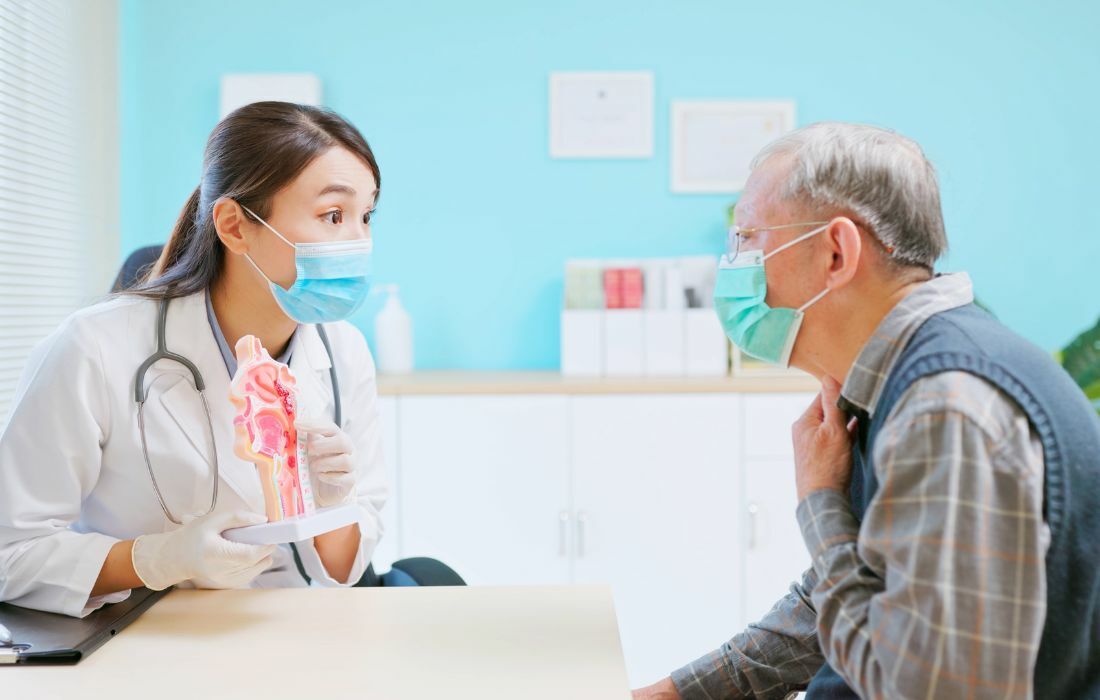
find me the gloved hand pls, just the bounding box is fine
[295,418,357,508]
[131,510,276,591]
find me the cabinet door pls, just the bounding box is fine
[742,393,815,624]
[399,395,571,585]
[371,396,401,573]
[742,391,815,459]
[571,394,743,688]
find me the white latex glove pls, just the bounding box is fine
[131,510,276,591]
[295,418,356,508]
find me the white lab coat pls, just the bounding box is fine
[0,290,388,617]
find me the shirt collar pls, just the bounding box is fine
[840,272,975,418]
[204,288,299,379]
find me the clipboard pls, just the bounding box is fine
[0,587,169,665]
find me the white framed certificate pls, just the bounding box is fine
[671,100,796,193]
[549,71,654,159]
[220,73,322,118]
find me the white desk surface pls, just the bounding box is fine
[3,585,632,700]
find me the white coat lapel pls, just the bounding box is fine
[290,324,336,425]
[156,292,265,513]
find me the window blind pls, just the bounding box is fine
[0,0,116,426]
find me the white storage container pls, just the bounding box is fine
[643,310,685,376]
[684,308,729,376]
[604,310,645,376]
[560,309,604,376]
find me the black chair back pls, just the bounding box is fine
[110,245,164,292]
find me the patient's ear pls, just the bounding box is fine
[211,197,250,254]
[824,217,862,291]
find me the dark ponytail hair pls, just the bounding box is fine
[127,101,380,300]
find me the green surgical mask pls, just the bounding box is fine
[713,223,830,367]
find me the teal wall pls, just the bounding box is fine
[120,0,1100,369]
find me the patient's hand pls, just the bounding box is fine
[633,677,682,699]
[792,376,854,501]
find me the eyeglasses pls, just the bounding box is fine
[725,221,830,263]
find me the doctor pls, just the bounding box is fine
[0,101,388,617]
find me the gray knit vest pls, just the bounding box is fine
[806,303,1100,699]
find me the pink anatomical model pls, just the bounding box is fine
[228,336,311,522]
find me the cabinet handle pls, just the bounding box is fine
[558,510,570,556]
[576,511,589,558]
[747,502,760,550]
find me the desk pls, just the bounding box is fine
[376,369,820,396]
[3,586,632,699]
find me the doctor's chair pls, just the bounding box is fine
[113,245,465,588]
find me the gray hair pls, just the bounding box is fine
[751,122,947,270]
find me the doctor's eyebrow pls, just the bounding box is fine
[316,184,381,198]
[316,183,357,197]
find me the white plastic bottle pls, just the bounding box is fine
[374,284,414,374]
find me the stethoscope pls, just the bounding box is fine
[134,297,342,525]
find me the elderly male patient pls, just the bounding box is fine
[634,122,1100,699]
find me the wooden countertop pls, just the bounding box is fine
[376,370,820,396]
[4,586,632,700]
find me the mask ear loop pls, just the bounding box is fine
[240,203,296,248]
[242,252,279,287]
[237,202,296,289]
[798,286,830,313]
[762,222,831,261]
[761,221,832,313]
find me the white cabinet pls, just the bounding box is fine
[743,392,808,459]
[372,396,401,573]
[742,456,811,623]
[372,385,819,688]
[571,394,743,687]
[397,395,571,586]
[742,393,815,624]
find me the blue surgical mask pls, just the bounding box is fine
[713,223,830,367]
[241,205,373,324]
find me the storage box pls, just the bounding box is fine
[561,310,604,376]
[684,308,729,376]
[643,310,685,376]
[604,310,645,376]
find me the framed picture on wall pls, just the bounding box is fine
[549,71,654,159]
[220,73,322,119]
[670,100,796,193]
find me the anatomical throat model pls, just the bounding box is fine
[229,336,316,522]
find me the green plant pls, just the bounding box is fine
[1058,317,1100,415]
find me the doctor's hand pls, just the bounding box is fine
[792,376,856,502]
[131,510,276,591]
[295,419,357,508]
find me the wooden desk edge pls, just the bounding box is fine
[377,370,820,396]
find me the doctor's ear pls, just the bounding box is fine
[211,197,252,255]
[824,216,862,291]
